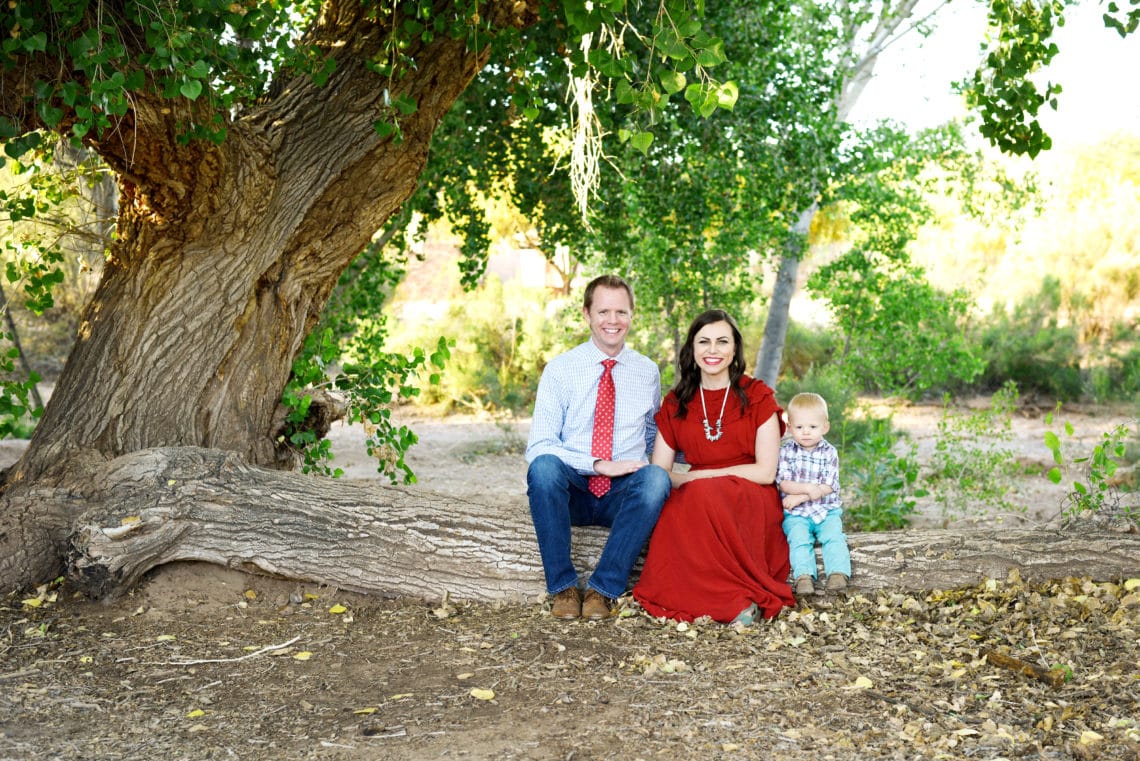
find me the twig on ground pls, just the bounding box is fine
[982,648,1067,688]
[162,636,301,666]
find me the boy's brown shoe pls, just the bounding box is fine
[794,575,816,597]
[551,588,581,619]
[825,573,849,593]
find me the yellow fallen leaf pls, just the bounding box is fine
[1124,578,1140,592]
[456,673,474,680]
[722,744,740,752]
[847,676,874,690]
[167,479,177,486]
[353,707,378,715]
[1080,730,1104,745]
[187,709,205,718]
[328,604,348,614]
[304,593,320,601]
[21,598,42,608]
[389,693,413,700]
[469,688,495,701]
[244,590,257,600]
[156,634,176,642]
[121,516,141,525]
[293,651,313,661]
[79,656,93,664]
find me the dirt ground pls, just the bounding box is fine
[2,398,1139,761]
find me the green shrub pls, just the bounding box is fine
[842,417,924,531]
[1085,343,1140,403]
[926,382,1025,520]
[1045,407,1138,525]
[973,277,1082,400]
[389,278,577,414]
[773,320,840,382]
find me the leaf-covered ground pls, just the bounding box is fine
[2,566,1138,760]
[2,402,1137,760]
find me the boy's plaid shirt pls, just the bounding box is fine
[776,438,841,523]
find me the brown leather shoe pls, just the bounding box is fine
[825,573,848,593]
[551,587,581,619]
[794,575,816,597]
[581,589,613,620]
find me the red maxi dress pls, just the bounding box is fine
[633,377,794,622]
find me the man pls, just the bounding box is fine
[526,274,671,620]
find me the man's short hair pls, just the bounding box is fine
[583,275,635,312]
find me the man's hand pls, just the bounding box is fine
[594,459,648,477]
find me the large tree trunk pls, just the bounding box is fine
[0,1,539,591]
[9,446,1136,602]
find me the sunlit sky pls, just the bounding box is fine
[846,2,1140,150]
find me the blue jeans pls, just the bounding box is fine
[527,454,671,599]
[783,509,852,580]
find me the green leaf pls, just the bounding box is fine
[715,81,739,111]
[563,0,602,35]
[37,103,65,128]
[1046,467,1062,484]
[587,48,624,78]
[393,94,418,116]
[615,79,636,105]
[373,120,397,139]
[23,32,49,53]
[694,38,727,67]
[180,79,203,100]
[630,131,653,154]
[659,70,687,95]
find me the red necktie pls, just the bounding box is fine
[588,359,617,497]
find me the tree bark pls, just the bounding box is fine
[755,205,814,385]
[14,447,1135,602]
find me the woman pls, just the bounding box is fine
[633,310,794,624]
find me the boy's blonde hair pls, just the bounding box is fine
[785,392,829,420]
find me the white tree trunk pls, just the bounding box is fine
[38,447,1140,602]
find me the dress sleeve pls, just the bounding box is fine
[654,392,681,451]
[745,378,785,437]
